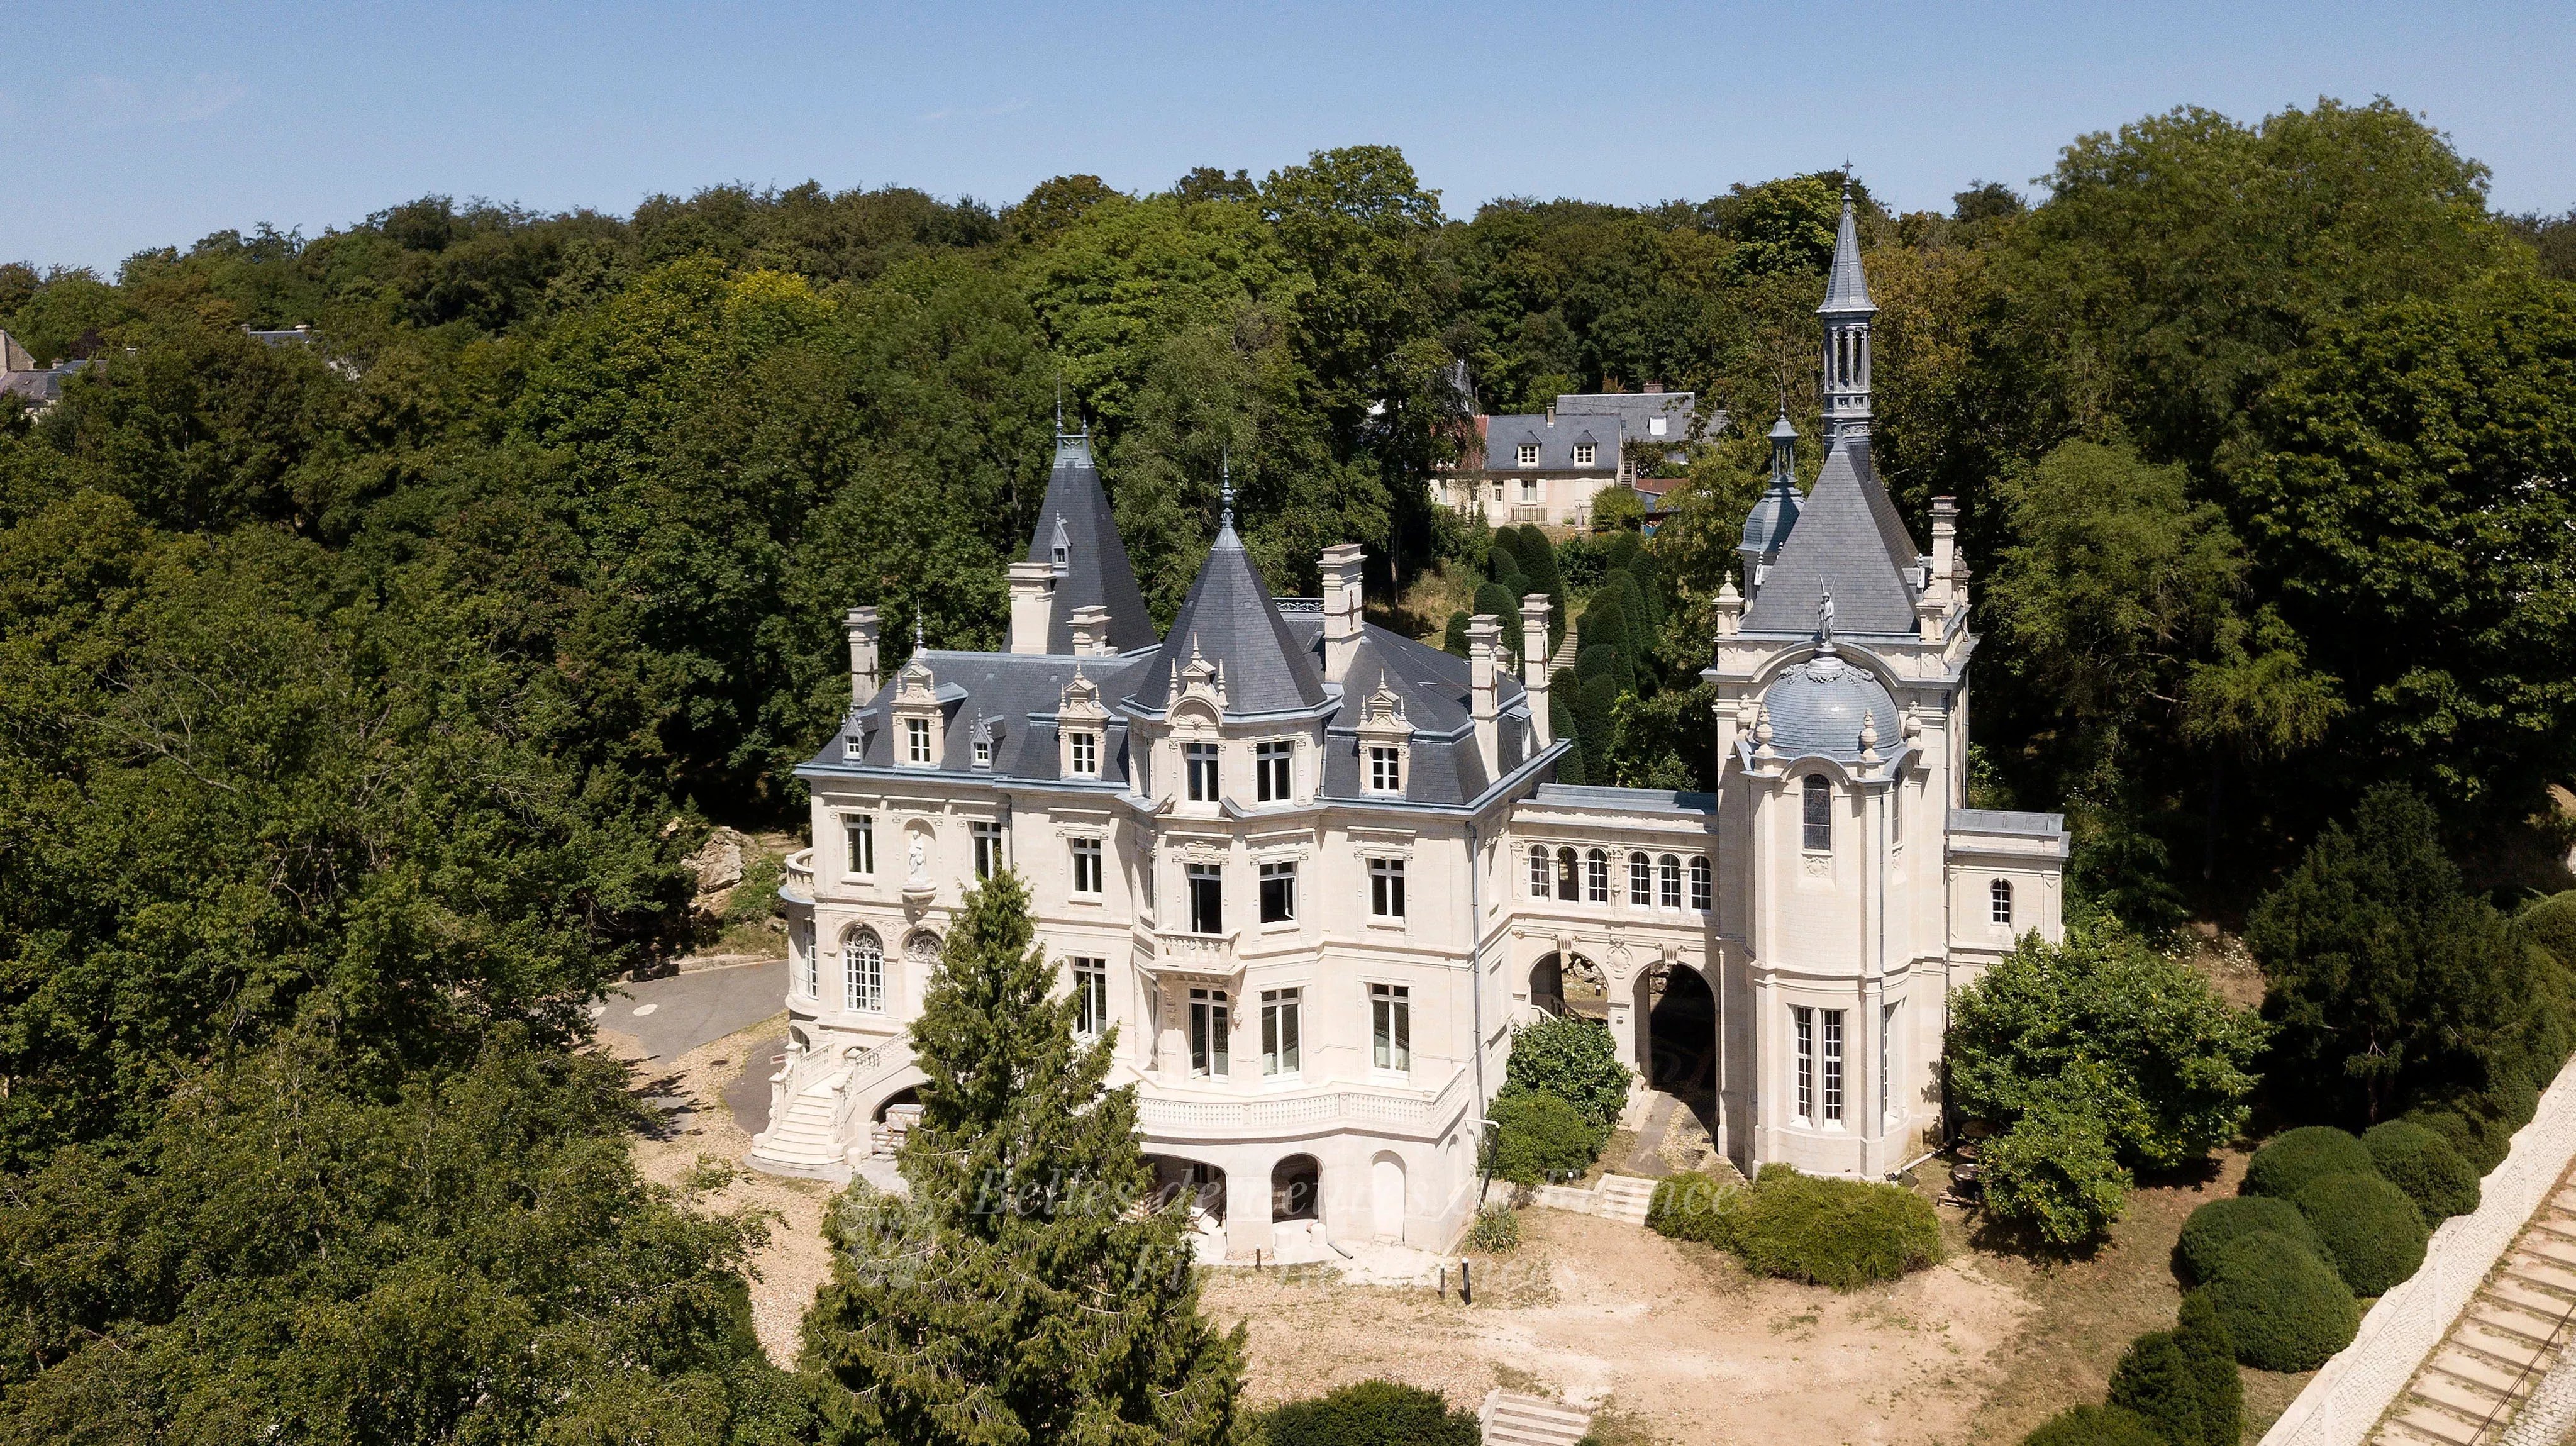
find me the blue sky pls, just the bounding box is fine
[4,1,2571,273]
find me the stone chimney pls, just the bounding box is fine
[1929,498,1959,605]
[1320,542,1367,683]
[1068,604,1113,657]
[1519,594,1553,745]
[1544,400,1557,426]
[1006,562,1055,655]
[1468,615,1503,780]
[845,606,882,708]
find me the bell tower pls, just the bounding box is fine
[1818,181,1876,447]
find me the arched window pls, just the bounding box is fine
[1689,855,1711,911]
[1528,845,1550,898]
[1585,848,1609,903]
[1555,846,1579,901]
[1628,851,1652,906]
[1658,854,1682,909]
[1802,774,1832,851]
[845,928,884,1012]
[1991,878,2014,927]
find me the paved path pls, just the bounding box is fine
[597,958,788,1062]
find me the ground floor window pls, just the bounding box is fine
[1189,987,1230,1076]
[1822,1009,1845,1123]
[846,928,884,1013]
[1370,983,1411,1072]
[1262,988,1301,1075]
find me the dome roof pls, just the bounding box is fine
[1759,647,1899,762]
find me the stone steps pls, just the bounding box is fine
[2372,1174,2576,1445]
[747,1086,845,1172]
[1596,1174,1657,1228]
[1482,1389,1591,1446]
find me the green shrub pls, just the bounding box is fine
[1728,1165,1941,1289]
[1471,581,1518,628]
[2243,1126,2374,1200]
[1590,484,1645,532]
[2176,1196,2324,1284]
[2482,1071,2541,1133]
[2520,891,2576,971]
[1465,1204,1521,1252]
[2021,1404,2166,1446]
[1257,1379,1480,1446]
[1485,540,1524,582]
[2201,1232,2360,1371]
[2404,1104,2510,1175]
[2107,1331,2204,1446]
[1485,1091,1598,1185]
[1442,610,1470,658]
[2363,1119,2480,1221]
[1645,1172,1739,1247]
[1501,1015,1631,1130]
[2294,1172,2428,1296]
[1980,1081,2131,1245]
[2175,1291,2243,1446]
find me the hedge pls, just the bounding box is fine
[2243,1126,2374,1200]
[1256,1379,1480,1446]
[1484,1090,1598,1185]
[2201,1232,2361,1371]
[2175,1291,2243,1446]
[1646,1172,1738,1247]
[2021,1404,2166,1446]
[2294,1172,2429,1296]
[2405,1104,2511,1176]
[2175,1195,2325,1285]
[2363,1119,2480,1222]
[1728,1164,1942,1290]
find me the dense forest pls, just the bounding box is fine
[0,96,2570,1439]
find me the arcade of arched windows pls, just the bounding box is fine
[1521,842,1711,915]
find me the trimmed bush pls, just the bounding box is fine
[2201,1231,2360,1371]
[2107,1331,2204,1446]
[2243,1126,2373,1200]
[2176,1195,2324,1284]
[1441,610,1470,659]
[1728,1164,1942,1289]
[1257,1379,1480,1446]
[2363,1119,2480,1221]
[1485,1091,1598,1185]
[1465,1204,1521,1252]
[2519,890,2576,971]
[2176,1291,2243,1446]
[2294,1172,2428,1296]
[1470,581,1518,628]
[2405,1104,2509,1176]
[1646,1171,1739,1247]
[2021,1404,2165,1446]
[1501,1015,1631,1131]
[2483,1071,2542,1134]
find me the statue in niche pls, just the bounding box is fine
[907,832,929,886]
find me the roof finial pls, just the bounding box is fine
[913,610,926,653]
[1055,372,1063,437]
[1219,448,1235,531]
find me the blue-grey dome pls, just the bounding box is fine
[1759,647,1898,762]
[1740,479,1801,554]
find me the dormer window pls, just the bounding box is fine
[1069,731,1099,777]
[1516,443,1540,468]
[1572,442,1595,466]
[1053,542,1069,567]
[1367,745,1403,794]
[972,735,992,767]
[906,717,932,765]
[845,730,863,760]
[1650,416,1667,437]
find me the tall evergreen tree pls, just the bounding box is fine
[802,872,1245,1446]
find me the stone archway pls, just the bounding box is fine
[1640,964,1716,1092]
[1271,1155,1321,1222]
[1528,951,1609,1022]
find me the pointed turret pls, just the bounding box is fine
[1736,408,1805,591]
[1130,479,1325,716]
[1740,430,1922,637]
[1818,181,1877,448]
[1023,429,1156,655]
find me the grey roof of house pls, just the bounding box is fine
[1819,193,1875,315]
[1740,437,1922,637]
[1026,433,1157,654]
[1482,414,1622,473]
[1531,783,1719,816]
[1129,513,1326,716]
[1950,809,2067,838]
[824,650,1152,783]
[0,371,62,404]
[1309,623,1532,803]
[1759,647,1901,762]
[1554,391,1699,441]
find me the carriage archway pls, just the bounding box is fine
[1640,964,1716,1094]
[1527,951,1609,1022]
[1145,1155,1226,1223]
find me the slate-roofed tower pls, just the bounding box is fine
[1818,182,1876,448]
[1024,428,1157,655]
[1128,481,1326,716]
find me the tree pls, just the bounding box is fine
[802,872,1245,1445]
[1949,925,2265,1171]
[1499,1015,1630,1130]
[1979,1074,2132,1247]
[2246,786,2538,1121]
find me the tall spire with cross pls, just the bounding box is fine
[1818,177,1877,448]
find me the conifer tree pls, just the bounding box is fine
[802,872,1246,1445]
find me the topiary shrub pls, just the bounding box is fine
[1257,1378,1480,1446]
[1646,1171,1740,1247]
[1465,1203,1521,1252]
[2405,1103,2509,1176]
[2201,1231,2360,1371]
[1470,581,1519,630]
[2294,1172,2428,1296]
[2363,1119,2480,1221]
[1728,1164,1942,1289]
[2021,1404,2166,1446]
[2243,1126,2374,1200]
[1500,1014,1631,1132]
[2176,1195,2324,1284]
[2175,1291,2242,1446]
[2482,1071,2542,1135]
[2107,1330,2205,1446]
[1441,610,1470,659]
[1484,1091,1598,1185]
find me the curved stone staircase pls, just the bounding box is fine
[2378,1177,2576,1445]
[746,1039,915,1181]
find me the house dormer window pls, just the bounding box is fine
[1572,442,1595,466]
[906,717,932,765]
[972,735,992,767]
[1516,443,1540,467]
[1069,731,1098,777]
[1367,745,1402,794]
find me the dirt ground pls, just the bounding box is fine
[598,1011,840,1365]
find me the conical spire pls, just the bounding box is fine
[1130,487,1325,716]
[1819,180,1875,317]
[1025,429,1156,655]
[1818,178,1876,447]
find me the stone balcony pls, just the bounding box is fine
[1143,926,1238,980]
[1135,1067,1472,1141]
[781,848,815,906]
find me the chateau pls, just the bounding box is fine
[752,192,2067,1259]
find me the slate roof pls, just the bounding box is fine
[1739,412,1804,561]
[1307,624,1531,804]
[1555,390,1699,442]
[1129,512,1326,716]
[1950,809,2068,838]
[1819,191,1875,316]
[1740,437,1922,637]
[1481,415,1621,474]
[1531,783,1719,816]
[1026,432,1157,654]
[827,651,1151,784]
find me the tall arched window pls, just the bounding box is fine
[1688,855,1711,911]
[1802,775,1832,851]
[1658,854,1682,909]
[1555,846,1579,901]
[1991,878,2014,927]
[845,928,884,1012]
[1628,851,1652,906]
[1585,848,1609,903]
[1528,845,1550,898]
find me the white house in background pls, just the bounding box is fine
[1432,386,1711,528]
[753,189,2065,1256]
